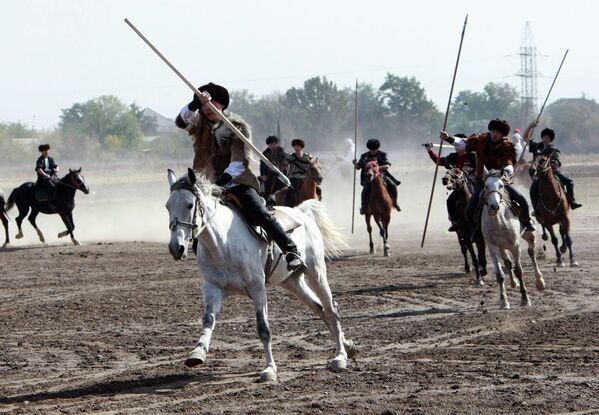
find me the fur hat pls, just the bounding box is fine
[266,135,279,144]
[187,82,230,111]
[38,144,51,152]
[541,128,555,141]
[454,133,467,139]
[291,139,305,148]
[487,119,510,136]
[366,138,380,150]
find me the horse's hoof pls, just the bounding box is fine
[536,278,546,291]
[383,251,390,257]
[72,239,80,246]
[58,231,69,238]
[330,356,347,371]
[500,301,511,310]
[571,260,579,267]
[476,279,485,287]
[345,340,358,359]
[184,348,206,368]
[521,298,532,307]
[259,367,277,382]
[15,233,23,239]
[1,243,8,248]
[557,261,565,268]
[38,236,45,243]
[369,249,374,255]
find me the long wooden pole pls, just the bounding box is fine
[124,18,291,187]
[519,49,569,161]
[421,14,468,248]
[351,79,359,234]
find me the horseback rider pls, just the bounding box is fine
[35,144,59,203]
[174,82,305,272]
[353,138,401,214]
[259,135,288,200]
[440,119,536,235]
[523,121,582,211]
[285,139,322,205]
[424,134,476,232]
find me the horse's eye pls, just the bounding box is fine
[187,203,193,210]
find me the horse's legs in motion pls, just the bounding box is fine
[379,217,390,257]
[14,204,29,239]
[509,246,531,306]
[252,286,277,382]
[489,245,510,309]
[466,240,483,285]
[476,238,488,277]
[522,229,545,290]
[365,214,374,254]
[1,210,9,248]
[502,253,520,290]
[27,210,45,243]
[281,274,357,362]
[560,220,578,267]
[58,211,79,245]
[546,225,563,267]
[185,285,223,368]
[458,234,471,274]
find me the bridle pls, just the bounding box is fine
[482,173,510,211]
[168,183,216,241]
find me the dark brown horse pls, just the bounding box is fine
[364,160,393,256]
[533,153,577,267]
[442,168,487,284]
[0,188,9,248]
[273,158,323,207]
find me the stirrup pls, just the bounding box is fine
[570,201,582,210]
[285,252,305,273]
[448,222,459,232]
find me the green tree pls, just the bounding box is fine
[544,97,599,152]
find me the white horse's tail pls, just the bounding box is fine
[297,199,347,259]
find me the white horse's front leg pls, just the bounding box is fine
[489,245,510,309]
[185,285,223,368]
[522,230,545,290]
[253,287,277,382]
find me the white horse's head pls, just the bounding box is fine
[483,170,507,216]
[166,168,202,260]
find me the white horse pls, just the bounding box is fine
[481,171,545,309]
[166,169,357,382]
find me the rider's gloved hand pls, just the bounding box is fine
[215,173,233,187]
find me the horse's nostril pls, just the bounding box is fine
[177,245,185,255]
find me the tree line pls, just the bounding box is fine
[1,73,599,164]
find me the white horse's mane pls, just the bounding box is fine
[170,173,223,199]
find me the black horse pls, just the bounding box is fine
[6,169,89,245]
[443,167,487,285]
[0,188,9,248]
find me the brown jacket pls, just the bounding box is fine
[182,112,260,191]
[462,132,516,179]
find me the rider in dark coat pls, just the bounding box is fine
[353,138,401,214]
[523,121,582,211]
[175,83,304,272]
[35,144,59,202]
[424,134,476,232]
[259,135,288,200]
[440,119,535,234]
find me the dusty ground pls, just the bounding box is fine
[1,158,598,414]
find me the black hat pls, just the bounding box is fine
[291,139,305,148]
[187,82,230,111]
[266,135,279,144]
[366,138,380,150]
[38,144,51,152]
[540,128,555,141]
[488,119,510,136]
[454,133,468,138]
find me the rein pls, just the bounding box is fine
[169,182,217,241]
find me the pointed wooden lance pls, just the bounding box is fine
[351,79,359,234]
[421,14,468,248]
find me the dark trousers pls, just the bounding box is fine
[447,190,459,222]
[465,184,530,225]
[227,185,298,255]
[285,178,303,206]
[262,174,285,200]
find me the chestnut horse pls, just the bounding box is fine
[442,168,487,284]
[273,158,323,207]
[533,153,578,267]
[364,160,393,256]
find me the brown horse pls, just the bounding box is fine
[442,168,487,284]
[364,160,393,256]
[0,188,9,248]
[533,153,577,267]
[273,158,323,207]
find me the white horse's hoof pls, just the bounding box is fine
[330,356,347,371]
[536,278,546,291]
[15,233,23,239]
[184,348,206,368]
[259,367,277,382]
[500,301,511,310]
[521,298,532,307]
[571,260,579,267]
[476,279,485,287]
[58,231,69,238]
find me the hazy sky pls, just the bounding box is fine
[1,0,598,129]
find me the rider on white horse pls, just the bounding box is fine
[175,82,305,272]
[440,119,536,238]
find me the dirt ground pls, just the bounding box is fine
[1,157,598,414]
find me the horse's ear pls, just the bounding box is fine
[69,168,73,173]
[187,168,197,185]
[77,167,82,173]
[167,169,177,187]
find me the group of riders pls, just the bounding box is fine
[22,82,582,270]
